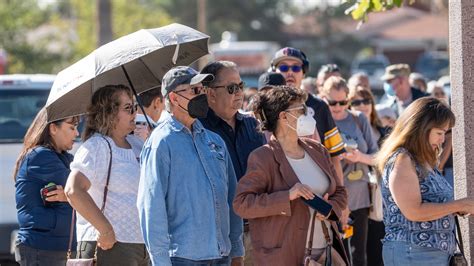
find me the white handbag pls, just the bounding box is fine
[368,172,383,221]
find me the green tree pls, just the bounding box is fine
[344,0,415,22]
[158,0,293,44]
[0,0,66,73]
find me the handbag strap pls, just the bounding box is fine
[67,210,75,259]
[321,220,332,266]
[66,136,113,259]
[455,216,465,255]
[305,211,318,256]
[100,136,113,212]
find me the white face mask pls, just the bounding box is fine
[286,111,317,137]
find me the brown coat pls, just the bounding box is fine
[233,136,348,266]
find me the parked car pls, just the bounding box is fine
[351,54,390,92]
[0,74,55,262]
[415,51,449,81]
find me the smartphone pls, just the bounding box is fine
[40,183,57,206]
[303,194,333,217]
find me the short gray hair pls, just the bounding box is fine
[200,61,238,87]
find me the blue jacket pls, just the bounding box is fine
[15,146,75,251]
[137,111,244,266]
[199,109,266,180]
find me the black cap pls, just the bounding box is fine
[258,72,286,91]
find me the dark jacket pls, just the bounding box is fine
[15,146,75,251]
[233,136,348,266]
[200,109,266,180]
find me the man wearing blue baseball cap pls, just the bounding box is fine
[271,47,345,183]
[137,66,244,266]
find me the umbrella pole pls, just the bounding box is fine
[121,65,155,129]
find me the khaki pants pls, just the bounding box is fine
[77,241,150,266]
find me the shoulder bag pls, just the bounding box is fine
[66,136,113,266]
[450,216,468,266]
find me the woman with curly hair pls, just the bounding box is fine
[65,84,149,265]
[233,85,348,265]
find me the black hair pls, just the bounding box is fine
[251,85,307,133]
[138,87,162,108]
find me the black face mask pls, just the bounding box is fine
[176,93,209,119]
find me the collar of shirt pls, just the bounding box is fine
[161,111,204,134]
[206,108,243,128]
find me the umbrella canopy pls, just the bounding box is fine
[45,23,209,122]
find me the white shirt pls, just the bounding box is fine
[70,134,144,243]
[286,151,333,249]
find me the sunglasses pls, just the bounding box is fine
[327,99,349,106]
[285,105,308,116]
[277,64,303,73]
[350,98,372,107]
[212,81,245,94]
[123,103,138,115]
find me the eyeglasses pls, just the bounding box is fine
[285,105,308,115]
[175,85,207,95]
[350,98,372,107]
[327,99,349,106]
[123,103,138,115]
[277,64,303,73]
[212,81,245,94]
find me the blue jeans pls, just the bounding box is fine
[382,241,450,266]
[171,256,230,266]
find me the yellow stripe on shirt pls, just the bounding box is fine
[324,127,345,154]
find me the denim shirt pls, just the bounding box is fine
[381,148,456,254]
[199,109,266,181]
[137,111,244,266]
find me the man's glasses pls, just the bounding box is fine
[277,64,303,73]
[285,105,308,116]
[123,103,138,115]
[175,85,207,95]
[327,99,349,106]
[350,98,372,107]
[212,81,245,94]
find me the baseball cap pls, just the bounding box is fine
[161,66,214,96]
[271,47,309,73]
[258,72,286,91]
[381,64,411,81]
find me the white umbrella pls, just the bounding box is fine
[45,23,209,122]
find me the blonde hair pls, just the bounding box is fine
[320,76,349,97]
[375,97,455,174]
[348,85,382,128]
[83,84,133,141]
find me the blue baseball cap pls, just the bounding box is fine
[161,66,214,96]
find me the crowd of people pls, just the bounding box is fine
[12,44,474,266]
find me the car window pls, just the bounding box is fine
[0,89,49,143]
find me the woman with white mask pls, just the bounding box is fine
[233,85,349,265]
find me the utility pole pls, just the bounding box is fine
[97,0,113,47]
[197,0,208,69]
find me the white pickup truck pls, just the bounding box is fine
[0,74,56,263]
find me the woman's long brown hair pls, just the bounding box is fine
[12,108,78,181]
[375,97,455,174]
